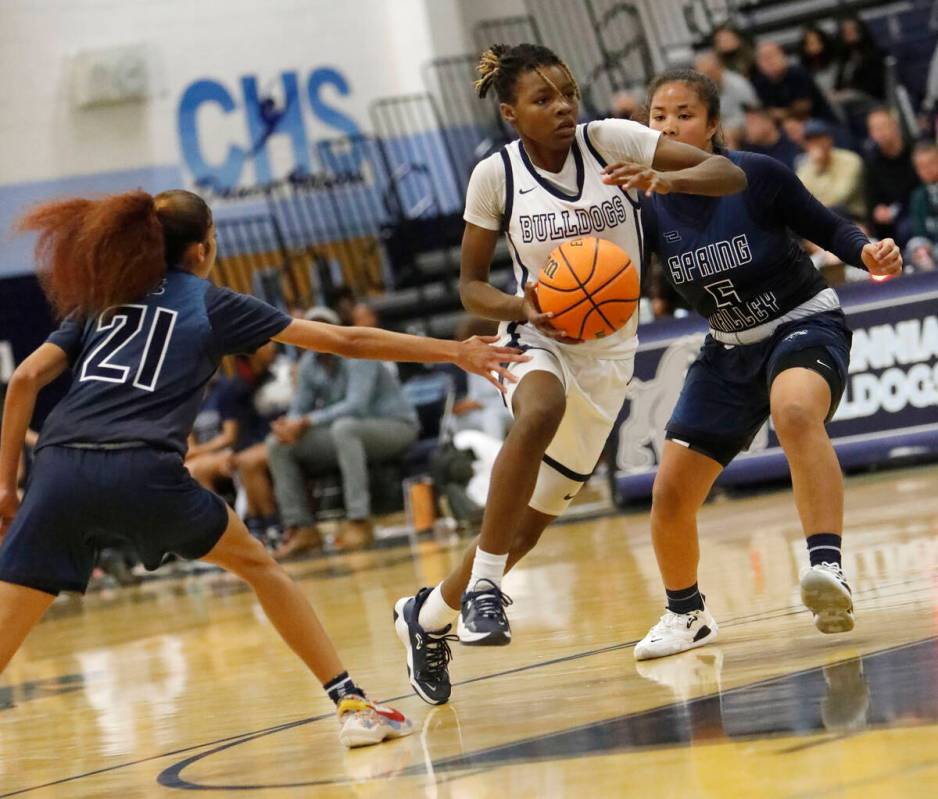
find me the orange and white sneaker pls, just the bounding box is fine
[337,695,414,748]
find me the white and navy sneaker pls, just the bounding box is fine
[336,695,413,748]
[394,588,457,705]
[457,578,513,646]
[634,607,719,661]
[801,562,854,633]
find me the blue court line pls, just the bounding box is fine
[3,571,935,797]
[157,635,938,792]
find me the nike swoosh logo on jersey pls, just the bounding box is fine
[519,186,536,194]
[816,359,832,369]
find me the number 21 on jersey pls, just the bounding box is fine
[80,305,177,391]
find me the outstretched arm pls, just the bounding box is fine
[602,137,747,197]
[0,344,69,536]
[272,320,527,394]
[762,156,902,277]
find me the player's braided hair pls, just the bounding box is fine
[474,43,579,104]
[643,68,726,151]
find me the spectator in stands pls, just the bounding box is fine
[330,285,357,326]
[694,50,759,147]
[185,376,236,495]
[266,307,419,556]
[798,25,839,95]
[922,45,938,127]
[222,343,283,544]
[609,89,642,121]
[796,119,866,219]
[865,107,919,245]
[741,104,803,170]
[908,141,938,246]
[834,14,886,102]
[711,24,755,77]
[752,40,837,123]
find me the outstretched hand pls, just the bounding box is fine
[602,162,673,196]
[456,335,531,394]
[861,238,902,278]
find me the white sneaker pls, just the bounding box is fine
[634,607,719,661]
[801,562,854,633]
[337,695,414,748]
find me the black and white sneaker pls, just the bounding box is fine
[801,562,854,633]
[393,588,457,705]
[634,607,719,661]
[457,578,513,646]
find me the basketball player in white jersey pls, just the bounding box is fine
[394,44,747,704]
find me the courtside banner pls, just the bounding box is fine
[609,272,938,506]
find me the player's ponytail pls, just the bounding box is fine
[474,43,579,104]
[17,189,212,320]
[475,44,511,99]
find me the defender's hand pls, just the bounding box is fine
[602,162,673,196]
[455,335,530,394]
[862,238,902,277]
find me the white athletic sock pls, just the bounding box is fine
[469,547,508,591]
[417,583,459,632]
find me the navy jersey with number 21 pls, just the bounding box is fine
[38,269,291,455]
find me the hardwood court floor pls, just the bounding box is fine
[3,465,938,798]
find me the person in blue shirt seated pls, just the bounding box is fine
[266,307,420,556]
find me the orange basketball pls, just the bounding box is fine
[535,237,639,341]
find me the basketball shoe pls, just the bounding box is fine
[800,562,854,633]
[336,695,413,748]
[457,578,513,646]
[393,588,457,705]
[634,606,719,661]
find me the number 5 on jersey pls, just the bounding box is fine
[80,305,178,391]
[704,278,742,309]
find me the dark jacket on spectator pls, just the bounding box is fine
[864,143,919,240]
[752,63,837,121]
[910,183,938,240]
[742,132,803,171]
[836,42,886,99]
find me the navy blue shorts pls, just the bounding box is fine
[666,310,852,467]
[0,446,229,595]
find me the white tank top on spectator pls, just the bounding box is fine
[463,119,660,359]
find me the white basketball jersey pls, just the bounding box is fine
[499,123,644,359]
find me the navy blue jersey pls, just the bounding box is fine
[642,151,869,334]
[38,270,291,456]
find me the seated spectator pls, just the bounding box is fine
[752,40,837,123]
[865,107,919,244]
[711,24,755,78]
[695,50,759,148]
[796,119,866,219]
[834,14,886,102]
[741,105,803,170]
[221,342,284,543]
[909,141,938,244]
[185,376,236,494]
[798,25,839,95]
[266,307,419,557]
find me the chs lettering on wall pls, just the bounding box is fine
[177,69,361,191]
